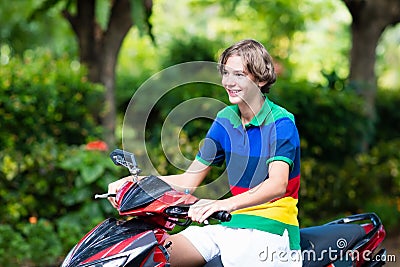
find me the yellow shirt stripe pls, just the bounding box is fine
[231,196,299,226]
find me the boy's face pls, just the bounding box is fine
[221,55,261,105]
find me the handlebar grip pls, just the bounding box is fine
[211,211,231,222]
[164,206,231,222]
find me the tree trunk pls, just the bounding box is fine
[63,0,134,147]
[98,0,133,147]
[343,0,400,151]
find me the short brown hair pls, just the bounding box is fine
[218,39,276,93]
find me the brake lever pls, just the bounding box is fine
[94,193,116,199]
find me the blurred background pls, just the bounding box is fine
[0,0,399,265]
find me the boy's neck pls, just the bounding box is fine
[238,95,265,125]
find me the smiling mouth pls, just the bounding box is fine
[227,89,241,96]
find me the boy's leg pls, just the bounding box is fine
[217,228,302,266]
[164,233,206,267]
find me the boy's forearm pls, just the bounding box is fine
[157,172,204,192]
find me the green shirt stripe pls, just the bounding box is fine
[222,214,301,250]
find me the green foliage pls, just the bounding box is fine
[299,139,400,229]
[360,140,400,230]
[58,145,124,210]
[0,49,125,265]
[0,141,125,265]
[0,48,103,152]
[1,139,66,224]
[160,36,223,67]
[20,219,63,266]
[129,0,153,39]
[54,144,125,252]
[0,224,29,266]
[55,205,108,253]
[270,79,368,162]
[0,0,76,56]
[116,29,159,112]
[375,89,400,143]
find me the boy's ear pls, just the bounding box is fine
[258,80,267,88]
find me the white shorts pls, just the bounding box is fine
[180,224,302,267]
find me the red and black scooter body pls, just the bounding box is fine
[61,217,166,267]
[60,149,387,267]
[61,174,205,267]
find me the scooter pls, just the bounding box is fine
[60,149,387,267]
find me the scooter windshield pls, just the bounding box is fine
[119,175,173,212]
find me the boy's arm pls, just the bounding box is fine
[189,161,289,223]
[107,159,211,208]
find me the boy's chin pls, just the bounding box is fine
[228,95,243,104]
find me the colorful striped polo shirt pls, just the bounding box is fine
[195,96,301,250]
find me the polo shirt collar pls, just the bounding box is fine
[231,97,273,128]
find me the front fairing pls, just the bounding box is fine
[116,175,198,217]
[116,175,173,213]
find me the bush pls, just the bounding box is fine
[0,48,103,152]
[0,49,126,265]
[299,139,400,229]
[271,79,368,162]
[0,141,126,264]
[0,224,29,266]
[0,139,70,225]
[20,219,63,266]
[375,89,400,143]
[0,220,63,266]
[160,35,222,67]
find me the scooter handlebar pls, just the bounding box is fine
[211,210,232,222]
[164,206,232,222]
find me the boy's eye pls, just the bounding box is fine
[222,70,247,79]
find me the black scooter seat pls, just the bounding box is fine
[300,223,366,267]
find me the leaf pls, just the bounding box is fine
[129,0,152,38]
[59,156,82,171]
[81,164,104,184]
[1,155,19,181]
[28,0,63,22]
